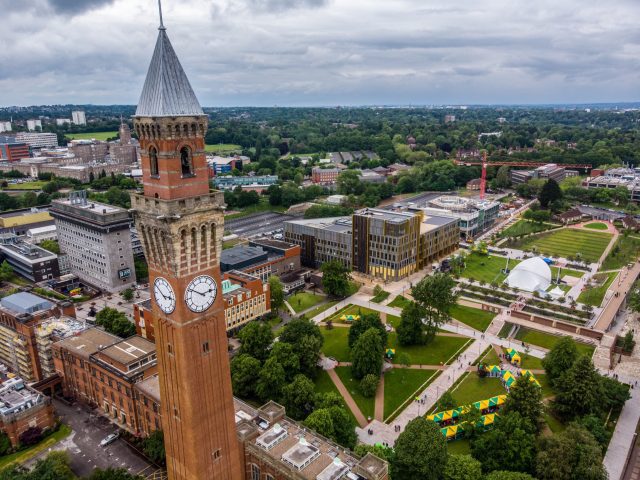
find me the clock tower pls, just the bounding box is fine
[130,8,243,480]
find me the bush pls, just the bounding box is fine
[359,374,379,398]
[19,426,43,447]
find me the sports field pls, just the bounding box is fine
[498,220,557,238]
[505,228,612,263]
[601,235,640,270]
[66,131,117,141]
[205,143,242,153]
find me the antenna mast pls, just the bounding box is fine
[158,0,166,30]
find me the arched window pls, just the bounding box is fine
[180,146,193,176]
[250,464,260,480]
[149,147,159,176]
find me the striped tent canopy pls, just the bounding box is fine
[488,395,507,407]
[340,314,360,322]
[502,371,516,388]
[488,365,503,375]
[479,413,497,427]
[472,399,490,411]
[519,369,541,387]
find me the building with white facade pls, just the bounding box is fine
[72,111,87,126]
[0,122,11,133]
[15,132,58,149]
[26,120,42,131]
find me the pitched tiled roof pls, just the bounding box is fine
[135,29,203,117]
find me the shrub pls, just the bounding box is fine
[359,374,379,398]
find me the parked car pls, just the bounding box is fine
[100,432,119,447]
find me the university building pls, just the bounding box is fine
[50,191,137,292]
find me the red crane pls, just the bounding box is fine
[454,153,592,201]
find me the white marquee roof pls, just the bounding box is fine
[506,257,552,293]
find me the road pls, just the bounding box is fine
[224,212,292,238]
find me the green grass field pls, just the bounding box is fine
[305,300,339,320]
[505,228,612,263]
[450,304,496,332]
[334,367,375,420]
[328,304,379,323]
[459,253,514,284]
[479,348,501,366]
[288,292,325,313]
[449,373,506,406]
[66,131,117,141]
[601,235,640,270]
[519,355,544,370]
[514,327,595,357]
[447,439,471,454]
[205,143,242,153]
[388,333,470,365]
[313,370,357,424]
[499,220,557,238]
[320,326,350,362]
[371,290,390,303]
[584,222,609,230]
[387,314,401,328]
[577,271,617,307]
[0,424,72,470]
[384,368,440,421]
[223,198,287,220]
[388,295,411,309]
[2,181,47,190]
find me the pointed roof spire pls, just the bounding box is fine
[134,3,204,117]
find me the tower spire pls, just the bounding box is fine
[158,0,166,30]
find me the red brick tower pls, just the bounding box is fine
[130,7,243,480]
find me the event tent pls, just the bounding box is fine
[505,257,552,292]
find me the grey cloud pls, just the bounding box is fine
[243,0,329,12]
[47,0,116,14]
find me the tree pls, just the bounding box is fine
[268,276,285,313]
[538,179,562,209]
[442,454,483,480]
[600,375,630,413]
[39,239,60,254]
[134,258,148,281]
[321,260,352,298]
[121,288,134,302]
[485,472,535,480]
[238,321,274,361]
[410,273,457,342]
[536,424,607,480]
[0,261,13,283]
[436,391,457,411]
[392,417,448,480]
[18,426,42,447]
[460,406,483,441]
[279,318,324,377]
[502,376,543,431]
[304,408,335,440]
[328,405,358,449]
[0,430,10,456]
[281,374,316,420]
[622,330,636,352]
[354,444,395,463]
[359,374,379,397]
[575,415,611,449]
[542,336,579,387]
[348,313,387,348]
[553,355,603,420]
[142,430,165,466]
[88,469,143,479]
[470,412,536,474]
[351,328,383,379]
[256,357,286,401]
[95,307,136,338]
[2,451,75,480]
[629,284,640,313]
[230,354,261,398]
[268,342,300,381]
[396,301,428,346]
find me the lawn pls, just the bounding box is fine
[520,354,544,370]
[535,373,555,399]
[498,220,557,238]
[205,143,242,153]
[450,373,506,406]
[447,439,471,454]
[223,198,287,220]
[0,424,72,470]
[478,348,501,366]
[3,181,47,190]
[387,314,401,328]
[577,271,617,307]
[388,333,470,366]
[450,304,496,332]
[498,322,514,338]
[305,300,339,320]
[314,370,357,424]
[514,327,595,357]
[371,290,390,303]
[388,295,411,310]
[505,228,612,263]
[320,326,350,362]
[334,366,375,420]
[601,235,640,271]
[288,292,324,313]
[459,253,513,284]
[584,222,609,230]
[328,304,379,323]
[66,131,117,141]
[384,368,440,421]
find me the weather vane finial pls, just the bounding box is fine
[158,0,166,30]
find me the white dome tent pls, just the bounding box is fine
[505,257,552,293]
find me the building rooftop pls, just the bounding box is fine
[221,246,268,265]
[97,336,156,367]
[55,328,119,360]
[36,316,86,340]
[285,217,352,234]
[0,239,58,264]
[0,377,45,417]
[0,207,50,220]
[355,208,416,224]
[135,28,204,117]
[0,292,54,315]
[135,374,161,403]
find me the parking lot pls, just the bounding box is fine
[45,400,160,478]
[225,212,292,239]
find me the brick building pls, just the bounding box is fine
[0,136,29,162]
[53,329,157,432]
[0,376,55,447]
[311,167,340,185]
[222,239,301,282]
[0,292,77,383]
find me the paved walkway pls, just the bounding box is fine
[595,261,640,332]
[374,375,385,421]
[326,369,368,427]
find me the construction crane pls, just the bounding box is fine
[454,152,592,201]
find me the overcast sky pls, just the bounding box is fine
[1,0,639,107]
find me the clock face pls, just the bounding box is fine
[185,275,217,313]
[153,277,176,314]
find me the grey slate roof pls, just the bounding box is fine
[135,29,204,117]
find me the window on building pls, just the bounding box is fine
[150,147,159,176]
[250,464,260,480]
[180,146,194,176]
[213,449,221,461]
[202,341,210,354]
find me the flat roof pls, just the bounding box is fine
[53,197,123,214]
[354,208,416,224]
[0,242,57,262]
[98,336,156,365]
[221,245,267,264]
[1,291,53,314]
[250,238,298,250]
[135,374,161,403]
[55,328,119,359]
